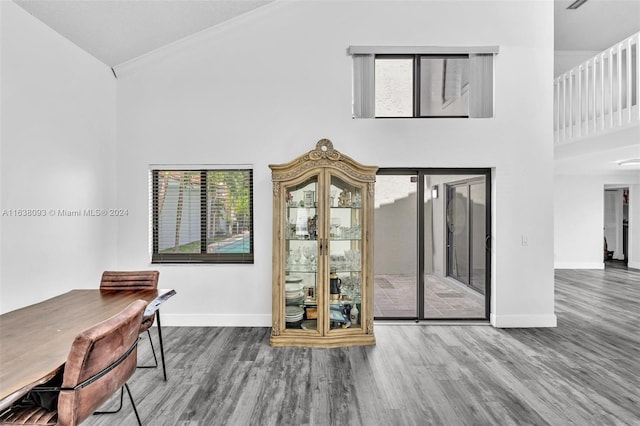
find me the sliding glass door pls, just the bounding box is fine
[374,169,490,321]
[373,174,418,318]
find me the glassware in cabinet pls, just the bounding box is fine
[327,176,364,331]
[283,177,319,330]
[270,139,377,347]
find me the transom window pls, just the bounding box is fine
[375,55,471,118]
[349,45,498,119]
[150,167,253,264]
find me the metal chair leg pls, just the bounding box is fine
[137,330,158,369]
[148,329,159,367]
[125,383,142,426]
[94,385,142,426]
[136,310,167,381]
[156,310,167,381]
[94,386,125,415]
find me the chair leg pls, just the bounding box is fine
[94,386,125,415]
[94,385,142,426]
[149,329,159,368]
[137,310,167,381]
[137,329,158,369]
[156,310,168,381]
[124,383,142,426]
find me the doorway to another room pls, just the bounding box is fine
[604,186,629,268]
[373,169,491,321]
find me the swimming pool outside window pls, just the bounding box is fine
[150,167,254,264]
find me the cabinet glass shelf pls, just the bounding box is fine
[270,139,377,347]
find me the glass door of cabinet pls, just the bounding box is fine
[326,173,364,332]
[283,175,321,332]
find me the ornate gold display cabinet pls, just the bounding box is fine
[269,139,378,348]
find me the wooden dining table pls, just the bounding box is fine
[0,288,175,411]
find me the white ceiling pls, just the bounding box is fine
[13,0,640,68]
[555,127,640,174]
[10,0,640,175]
[554,0,640,51]
[14,0,274,67]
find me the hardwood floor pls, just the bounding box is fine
[85,268,640,425]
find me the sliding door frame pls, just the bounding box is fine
[376,168,491,321]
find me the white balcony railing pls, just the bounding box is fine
[554,32,639,144]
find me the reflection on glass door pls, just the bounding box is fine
[374,170,489,321]
[446,179,486,294]
[470,183,486,294]
[446,179,486,295]
[447,185,470,284]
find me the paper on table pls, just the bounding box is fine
[144,289,177,316]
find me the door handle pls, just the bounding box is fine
[485,235,491,251]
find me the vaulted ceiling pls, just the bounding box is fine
[13,0,640,69]
[13,0,274,67]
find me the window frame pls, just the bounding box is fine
[151,167,254,264]
[375,53,471,118]
[349,45,498,119]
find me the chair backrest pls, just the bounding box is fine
[100,271,159,291]
[56,300,147,425]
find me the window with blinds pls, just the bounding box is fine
[150,168,253,264]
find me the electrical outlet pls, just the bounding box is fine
[521,235,529,246]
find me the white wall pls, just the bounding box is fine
[0,1,117,312]
[115,1,555,327]
[554,172,640,269]
[554,175,605,269]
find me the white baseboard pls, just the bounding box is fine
[554,262,604,269]
[159,314,271,327]
[491,313,557,328]
[161,313,561,328]
[628,261,640,270]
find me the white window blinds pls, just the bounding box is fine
[468,54,495,118]
[352,54,375,118]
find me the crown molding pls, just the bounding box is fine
[113,0,290,77]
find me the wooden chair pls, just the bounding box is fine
[0,300,147,425]
[99,270,167,381]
